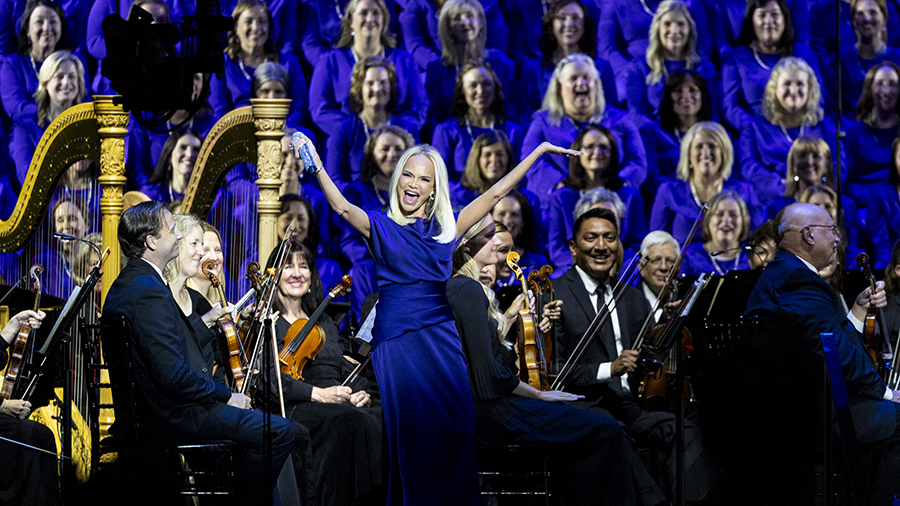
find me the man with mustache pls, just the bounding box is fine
[552,207,714,505]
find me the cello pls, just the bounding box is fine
[857,253,889,379]
[507,253,550,390]
[202,260,247,392]
[279,276,352,381]
[2,265,42,400]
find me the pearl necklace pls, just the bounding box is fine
[706,247,740,276]
[639,0,654,17]
[688,178,721,209]
[351,47,385,64]
[29,55,39,77]
[752,47,771,71]
[778,123,805,144]
[334,0,343,19]
[237,56,267,81]
[464,116,495,143]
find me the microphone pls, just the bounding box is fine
[289,132,319,174]
[710,245,752,257]
[54,232,102,259]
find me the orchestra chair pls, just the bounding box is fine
[94,316,238,505]
[692,316,867,506]
[476,441,552,505]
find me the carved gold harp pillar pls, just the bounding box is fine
[251,98,289,265]
[93,96,128,303]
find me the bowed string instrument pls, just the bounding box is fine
[528,265,554,379]
[507,253,551,390]
[1,264,42,400]
[202,261,247,392]
[857,253,890,380]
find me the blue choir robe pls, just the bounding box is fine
[520,108,647,212]
[309,47,428,135]
[650,178,762,244]
[704,0,810,61]
[128,111,218,188]
[721,44,822,132]
[299,0,402,68]
[625,58,719,119]
[1,53,40,126]
[0,175,17,220]
[810,0,900,58]
[398,0,441,70]
[499,0,603,69]
[431,118,523,182]
[546,184,646,272]
[423,49,518,126]
[636,120,681,204]
[823,45,900,114]
[0,0,25,56]
[865,185,900,270]
[597,0,713,100]
[8,114,42,185]
[324,115,419,190]
[843,120,897,208]
[518,56,620,118]
[737,116,843,208]
[679,242,750,277]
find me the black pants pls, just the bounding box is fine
[0,413,59,506]
[864,402,900,506]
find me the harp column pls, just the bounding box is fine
[251,98,290,265]
[94,96,129,304]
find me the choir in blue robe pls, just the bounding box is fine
[625,59,718,118]
[650,179,762,244]
[423,49,518,126]
[325,115,419,190]
[431,118,523,182]
[208,54,309,127]
[843,120,898,208]
[865,184,900,269]
[704,0,810,61]
[680,242,751,277]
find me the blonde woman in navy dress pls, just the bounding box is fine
[290,132,578,504]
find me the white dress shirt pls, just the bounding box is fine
[575,266,631,394]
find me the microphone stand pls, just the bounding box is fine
[834,0,843,216]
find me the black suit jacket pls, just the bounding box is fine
[553,266,651,397]
[885,294,900,352]
[744,251,896,445]
[103,259,231,444]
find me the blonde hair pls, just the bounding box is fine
[645,0,700,85]
[387,145,457,243]
[334,0,397,49]
[701,191,750,244]
[784,135,832,197]
[542,53,606,126]
[675,121,734,181]
[34,50,85,127]
[762,56,824,126]
[437,0,487,66]
[163,214,203,282]
[452,215,508,340]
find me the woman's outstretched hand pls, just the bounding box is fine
[289,132,324,171]
[538,142,582,158]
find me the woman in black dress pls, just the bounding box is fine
[446,213,638,506]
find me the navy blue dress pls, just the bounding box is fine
[365,210,480,504]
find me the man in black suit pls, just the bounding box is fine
[553,207,713,505]
[745,203,900,505]
[103,201,295,505]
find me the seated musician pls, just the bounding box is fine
[447,213,638,505]
[637,231,680,324]
[0,310,58,506]
[744,203,900,505]
[102,201,295,506]
[885,240,900,341]
[262,242,384,506]
[552,207,715,505]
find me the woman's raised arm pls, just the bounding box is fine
[290,133,371,239]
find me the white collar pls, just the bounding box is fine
[796,255,819,274]
[575,265,605,295]
[642,281,659,306]
[140,257,166,282]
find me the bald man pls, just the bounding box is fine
[744,203,900,505]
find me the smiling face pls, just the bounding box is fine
[808,192,837,223]
[154,208,182,264]
[776,67,810,115]
[462,66,495,112]
[28,6,61,56]
[47,60,79,109]
[792,148,828,187]
[351,0,384,40]
[256,79,287,99]
[373,132,406,178]
[362,66,390,109]
[553,2,585,48]
[640,242,677,294]
[178,225,205,279]
[752,1,785,49]
[450,3,482,43]
[853,0,886,42]
[570,216,619,282]
[278,252,311,301]
[578,129,613,177]
[658,10,689,57]
[559,61,596,119]
[54,201,87,238]
[707,199,743,249]
[491,196,523,240]
[236,6,269,54]
[396,154,436,218]
[689,129,723,180]
[277,201,310,243]
[170,134,201,180]
[200,230,224,275]
[872,66,900,113]
[671,77,702,120]
[478,142,509,185]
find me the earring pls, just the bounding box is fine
[351,30,355,37]
[429,192,435,201]
[793,175,800,182]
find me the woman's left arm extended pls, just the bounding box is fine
[456,142,580,240]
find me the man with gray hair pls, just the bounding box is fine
[638,231,680,324]
[745,203,900,504]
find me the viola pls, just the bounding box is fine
[279,276,352,381]
[2,265,42,400]
[507,253,549,391]
[857,253,888,379]
[202,260,246,392]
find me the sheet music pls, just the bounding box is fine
[356,302,377,344]
[38,285,81,355]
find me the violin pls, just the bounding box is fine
[2,265,42,400]
[507,253,550,391]
[279,275,352,381]
[529,265,555,381]
[202,260,246,392]
[857,253,888,379]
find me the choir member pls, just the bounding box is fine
[208,0,309,125]
[738,56,840,208]
[547,124,646,272]
[748,219,779,270]
[458,130,540,214]
[423,0,516,125]
[765,135,835,217]
[492,190,548,280]
[447,213,638,505]
[309,0,427,135]
[33,194,90,297]
[522,53,647,210]
[651,121,761,243]
[809,0,900,63]
[625,0,717,119]
[867,138,900,268]
[500,0,601,69]
[302,0,402,69]
[325,56,416,189]
[845,62,900,207]
[432,63,522,181]
[277,194,343,292]
[704,0,810,59]
[680,190,752,276]
[140,127,201,204]
[721,0,822,132]
[799,184,865,266]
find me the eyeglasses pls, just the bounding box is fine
[806,224,839,235]
[644,256,676,267]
